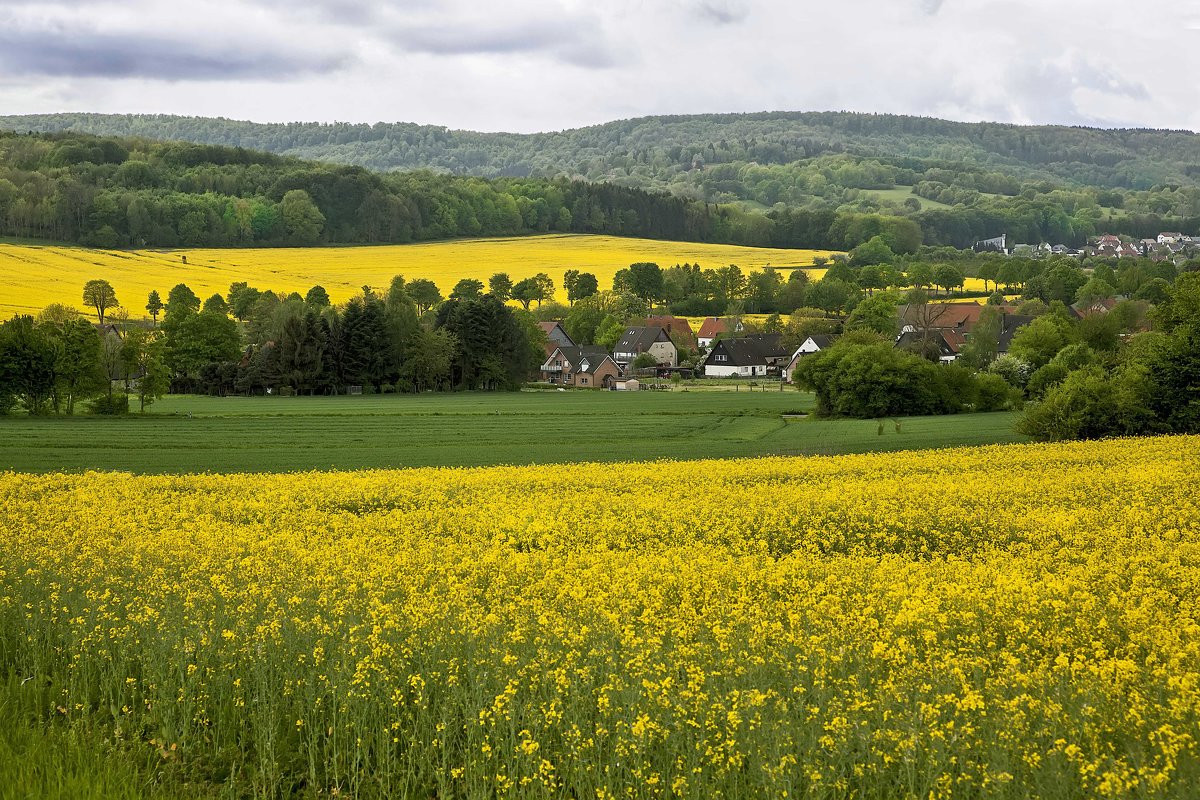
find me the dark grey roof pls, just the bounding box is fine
[895,330,957,358]
[551,345,610,366]
[705,334,788,367]
[576,353,617,374]
[996,314,1035,352]
[806,334,835,349]
[615,326,670,354]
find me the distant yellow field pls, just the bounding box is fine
[0,235,835,319]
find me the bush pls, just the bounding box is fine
[988,355,1032,389]
[88,393,130,415]
[1016,368,1121,441]
[793,342,967,418]
[974,373,1019,411]
[1025,362,1070,400]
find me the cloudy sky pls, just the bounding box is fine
[0,0,1197,133]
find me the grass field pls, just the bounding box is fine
[867,185,956,211]
[0,234,836,319]
[0,391,1026,473]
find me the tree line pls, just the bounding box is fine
[0,274,549,414]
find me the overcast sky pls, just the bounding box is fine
[0,0,1197,133]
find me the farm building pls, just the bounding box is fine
[898,302,986,335]
[895,329,965,362]
[996,314,1035,356]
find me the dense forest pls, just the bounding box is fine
[2,128,1199,253]
[6,111,1200,190]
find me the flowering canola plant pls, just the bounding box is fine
[2,437,1198,797]
[0,234,834,319]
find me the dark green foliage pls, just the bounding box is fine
[0,130,777,249]
[849,236,895,266]
[793,340,978,418]
[0,317,58,415]
[87,392,129,415]
[488,273,513,302]
[304,285,331,308]
[1015,368,1124,441]
[47,318,106,414]
[844,293,899,336]
[450,279,485,301]
[1018,273,1200,440]
[626,262,665,304]
[11,111,1200,194]
[975,373,1020,412]
[434,296,540,390]
[562,270,598,306]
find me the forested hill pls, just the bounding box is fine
[2,126,1198,253]
[4,111,1200,192]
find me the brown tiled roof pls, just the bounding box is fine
[697,317,728,339]
[642,315,697,344]
[899,302,985,331]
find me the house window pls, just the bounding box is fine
[581,377,589,385]
[715,354,727,362]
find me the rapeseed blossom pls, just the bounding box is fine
[1,437,1197,797]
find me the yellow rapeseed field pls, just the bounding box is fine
[2,437,1198,797]
[0,235,834,318]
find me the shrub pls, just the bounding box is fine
[1016,368,1121,441]
[975,373,1019,412]
[88,393,129,415]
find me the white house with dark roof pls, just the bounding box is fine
[783,335,835,383]
[703,334,789,378]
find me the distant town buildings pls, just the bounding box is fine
[974,231,1200,262]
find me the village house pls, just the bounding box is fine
[614,326,677,366]
[898,301,986,335]
[895,329,965,362]
[703,333,788,378]
[536,320,575,357]
[996,314,1036,356]
[566,352,621,389]
[974,234,1008,254]
[782,335,835,383]
[540,345,621,388]
[696,316,744,348]
[641,315,697,349]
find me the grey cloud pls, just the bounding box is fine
[390,17,619,68]
[247,0,386,26]
[1007,56,1151,125]
[920,0,946,14]
[694,0,750,25]
[0,27,348,80]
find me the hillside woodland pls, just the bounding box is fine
[5,112,1200,247]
